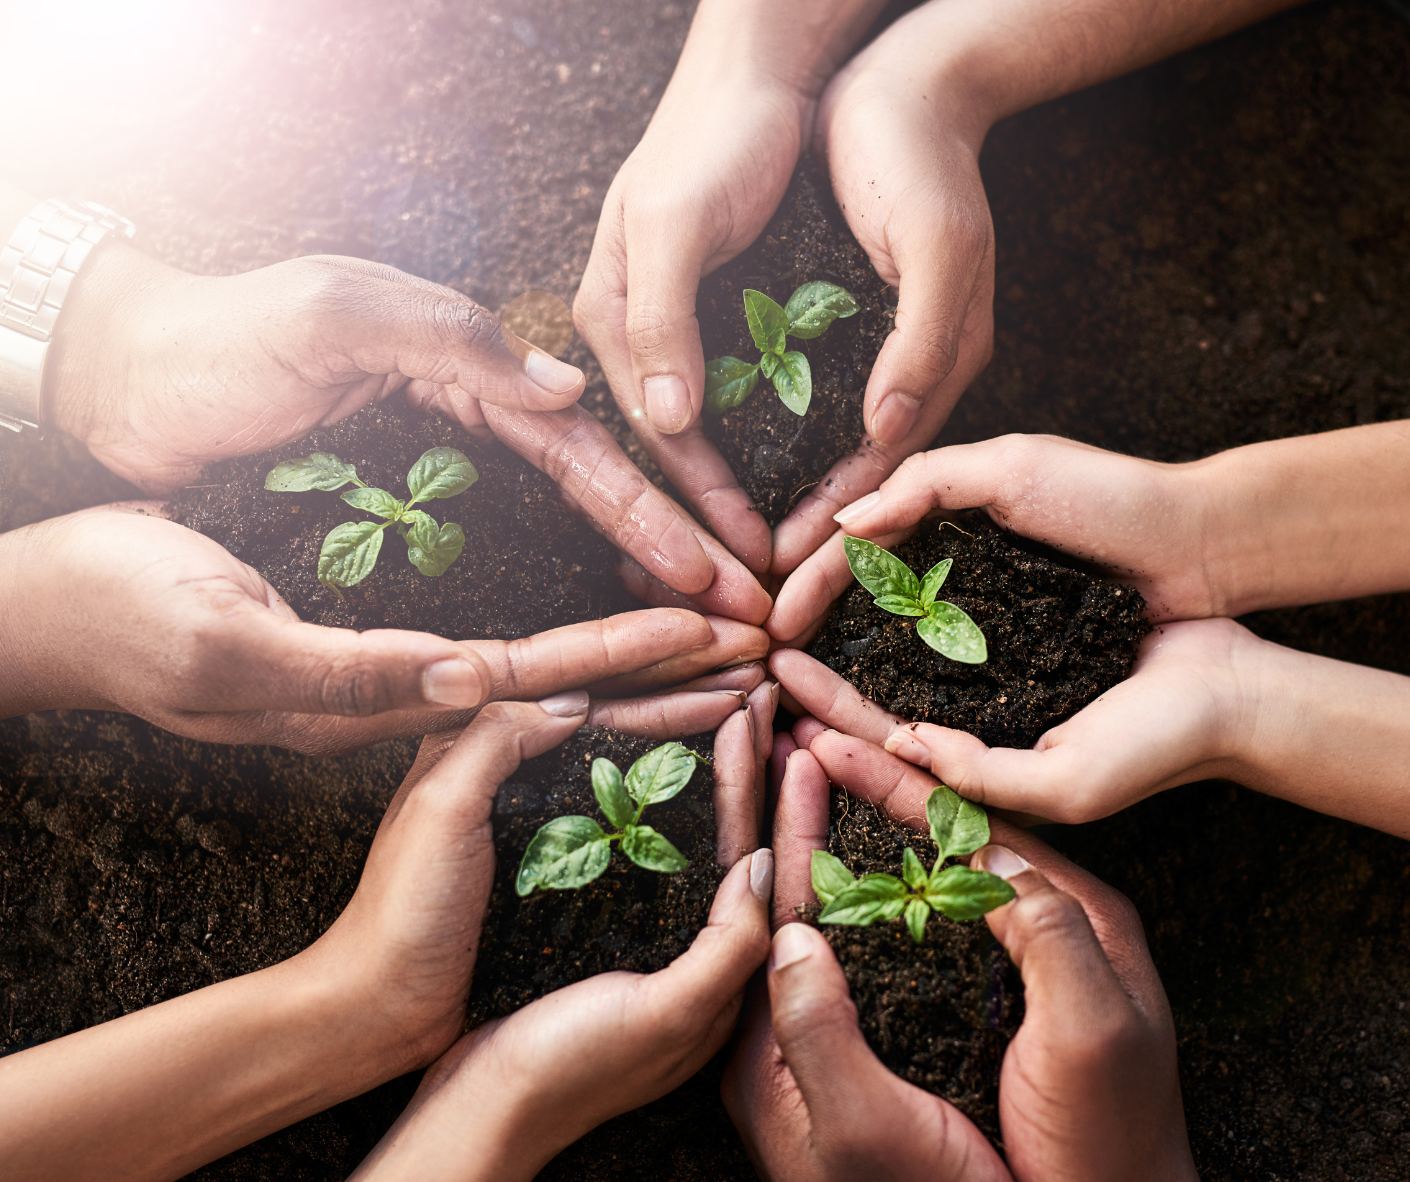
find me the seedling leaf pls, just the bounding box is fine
[406,519,465,577]
[592,758,634,830]
[704,356,760,413]
[902,847,928,891]
[819,873,908,925]
[811,850,857,906]
[926,784,990,861]
[773,350,812,416]
[744,289,788,355]
[407,447,478,502]
[759,351,781,380]
[925,865,1016,921]
[916,602,988,664]
[516,815,610,895]
[785,281,860,340]
[843,537,922,603]
[873,595,926,617]
[625,742,701,807]
[621,825,688,873]
[341,487,404,519]
[265,452,361,492]
[318,521,384,591]
[904,897,931,944]
[919,559,952,607]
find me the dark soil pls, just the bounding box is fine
[697,157,893,525]
[813,786,1021,1146]
[2,3,1410,1180]
[169,398,635,639]
[809,519,1149,748]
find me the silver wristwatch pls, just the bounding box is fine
[0,198,137,433]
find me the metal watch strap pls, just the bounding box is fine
[0,198,137,433]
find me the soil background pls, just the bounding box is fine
[2,2,1410,1180]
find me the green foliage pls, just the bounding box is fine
[265,447,478,597]
[842,536,988,663]
[704,281,857,417]
[516,742,706,896]
[811,785,1015,944]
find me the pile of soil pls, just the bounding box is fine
[810,520,1149,748]
[169,399,636,639]
[813,787,1021,1146]
[697,158,893,525]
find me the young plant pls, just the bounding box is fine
[516,741,707,895]
[265,447,478,597]
[843,536,988,664]
[812,784,1015,944]
[704,281,858,417]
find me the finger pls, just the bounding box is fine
[745,680,780,837]
[482,402,714,595]
[616,532,774,626]
[767,523,913,643]
[809,729,937,833]
[587,617,769,697]
[302,256,585,413]
[588,689,746,738]
[714,705,759,865]
[673,661,766,695]
[768,649,902,745]
[772,749,830,930]
[791,715,826,750]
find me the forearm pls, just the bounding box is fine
[0,953,414,1182]
[1187,421,1410,614]
[1229,633,1410,838]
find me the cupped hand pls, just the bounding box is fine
[0,504,771,752]
[770,20,997,578]
[724,729,1196,1182]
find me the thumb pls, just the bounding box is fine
[305,256,586,413]
[622,229,708,436]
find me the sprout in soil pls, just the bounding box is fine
[812,784,1015,944]
[843,536,988,664]
[704,281,858,417]
[265,448,478,598]
[516,741,708,895]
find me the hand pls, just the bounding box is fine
[723,729,1196,1182]
[0,504,770,753]
[769,13,997,578]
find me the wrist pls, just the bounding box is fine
[0,521,74,716]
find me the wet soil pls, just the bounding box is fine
[2,2,1410,1180]
[810,520,1149,749]
[813,786,1021,1147]
[697,158,891,526]
[168,398,635,639]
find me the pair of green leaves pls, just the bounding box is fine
[705,281,858,417]
[813,784,1015,943]
[516,742,707,896]
[265,447,479,596]
[843,536,988,664]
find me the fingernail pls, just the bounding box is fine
[712,689,748,706]
[423,658,484,708]
[870,391,922,446]
[643,374,691,434]
[538,689,590,717]
[883,726,932,769]
[524,348,583,395]
[833,490,881,526]
[976,844,1029,880]
[749,848,774,901]
[771,922,814,971]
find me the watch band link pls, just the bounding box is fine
[0,199,136,433]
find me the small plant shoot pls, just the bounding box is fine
[843,536,988,664]
[516,742,708,895]
[704,281,858,417]
[265,448,478,598]
[812,784,1015,944]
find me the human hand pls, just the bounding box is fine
[769,14,997,577]
[0,504,770,753]
[723,729,1196,1182]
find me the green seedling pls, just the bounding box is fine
[265,447,478,597]
[704,281,858,417]
[812,784,1015,944]
[843,536,988,663]
[516,742,708,895]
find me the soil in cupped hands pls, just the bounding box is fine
[809,517,1150,749]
